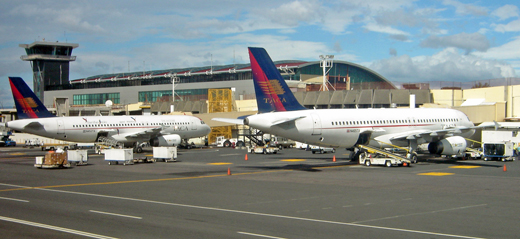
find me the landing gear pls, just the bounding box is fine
[133,142,143,153]
[407,152,418,164]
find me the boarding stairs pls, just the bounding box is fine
[96,136,123,149]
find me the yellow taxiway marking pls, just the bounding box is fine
[9,153,26,156]
[449,166,481,169]
[281,159,306,162]
[417,172,455,176]
[207,162,233,165]
[0,170,277,192]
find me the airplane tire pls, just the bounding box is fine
[411,154,418,164]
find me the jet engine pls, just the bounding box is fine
[150,135,182,147]
[428,136,467,155]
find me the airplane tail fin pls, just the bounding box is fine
[248,47,307,113]
[9,77,55,119]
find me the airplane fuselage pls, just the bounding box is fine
[245,108,475,148]
[7,115,211,143]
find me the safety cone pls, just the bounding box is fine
[245,154,248,161]
[227,167,231,175]
[333,155,336,162]
[503,164,507,172]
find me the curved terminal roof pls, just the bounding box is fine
[67,59,395,90]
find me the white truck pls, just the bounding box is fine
[482,141,515,161]
[215,136,245,147]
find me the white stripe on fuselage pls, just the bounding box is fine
[7,115,210,143]
[246,108,474,148]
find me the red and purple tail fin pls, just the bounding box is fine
[9,77,55,119]
[248,47,307,113]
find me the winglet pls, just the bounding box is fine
[248,47,307,113]
[9,77,55,119]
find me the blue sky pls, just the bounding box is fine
[1,0,520,107]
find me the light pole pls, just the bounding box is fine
[319,55,334,91]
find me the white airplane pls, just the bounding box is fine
[213,47,476,162]
[4,77,211,152]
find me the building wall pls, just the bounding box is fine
[43,80,255,107]
[431,89,463,107]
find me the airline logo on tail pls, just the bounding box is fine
[9,77,55,119]
[248,47,306,113]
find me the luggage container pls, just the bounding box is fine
[104,149,134,165]
[153,146,178,162]
[67,150,88,165]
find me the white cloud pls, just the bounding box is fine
[476,36,520,60]
[494,19,520,33]
[491,4,519,21]
[420,32,490,53]
[442,0,488,16]
[370,48,515,82]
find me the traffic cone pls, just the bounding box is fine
[503,164,507,172]
[227,167,231,175]
[333,155,336,162]
[245,154,248,161]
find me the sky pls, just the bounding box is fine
[1,0,520,108]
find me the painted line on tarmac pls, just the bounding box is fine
[449,166,481,169]
[351,204,488,224]
[207,162,233,165]
[0,163,354,193]
[237,231,287,239]
[417,172,455,176]
[89,210,142,220]
[0,171,282,192]
[0,216,118,239]
[5,186,486,239]
[280,159,306,162]
[0,196,29,203]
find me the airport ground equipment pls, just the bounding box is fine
[153,146,177,162]
[67,150,88,165]
[41,143,77,151]
[250,145,279,154]
[310,146,335,154]
[483,141,515,161]
[357,145,411,167]
[104,149,134,165]
[34,151,70,168]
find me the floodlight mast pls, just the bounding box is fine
[171,75,179,113]
[319,55,334,91]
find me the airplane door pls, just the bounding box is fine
[57,120,65,134]
[191,118,197,130]
[311,113,322,135]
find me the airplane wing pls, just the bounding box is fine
[384,126,472,141]
[119,126,163,139]
[211,118,244,125]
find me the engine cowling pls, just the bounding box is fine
[150,135,181,147]
[428,136,467,155]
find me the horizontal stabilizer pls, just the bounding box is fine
[211,118,244,125]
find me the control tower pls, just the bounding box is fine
[19,41,79,101]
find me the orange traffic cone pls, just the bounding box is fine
[503,164,507,172]
[227,167,231,175]
[245,154,248,161]
[333,155,336,162]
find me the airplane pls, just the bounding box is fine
[213,47,476,162]
[4,77,211,152]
